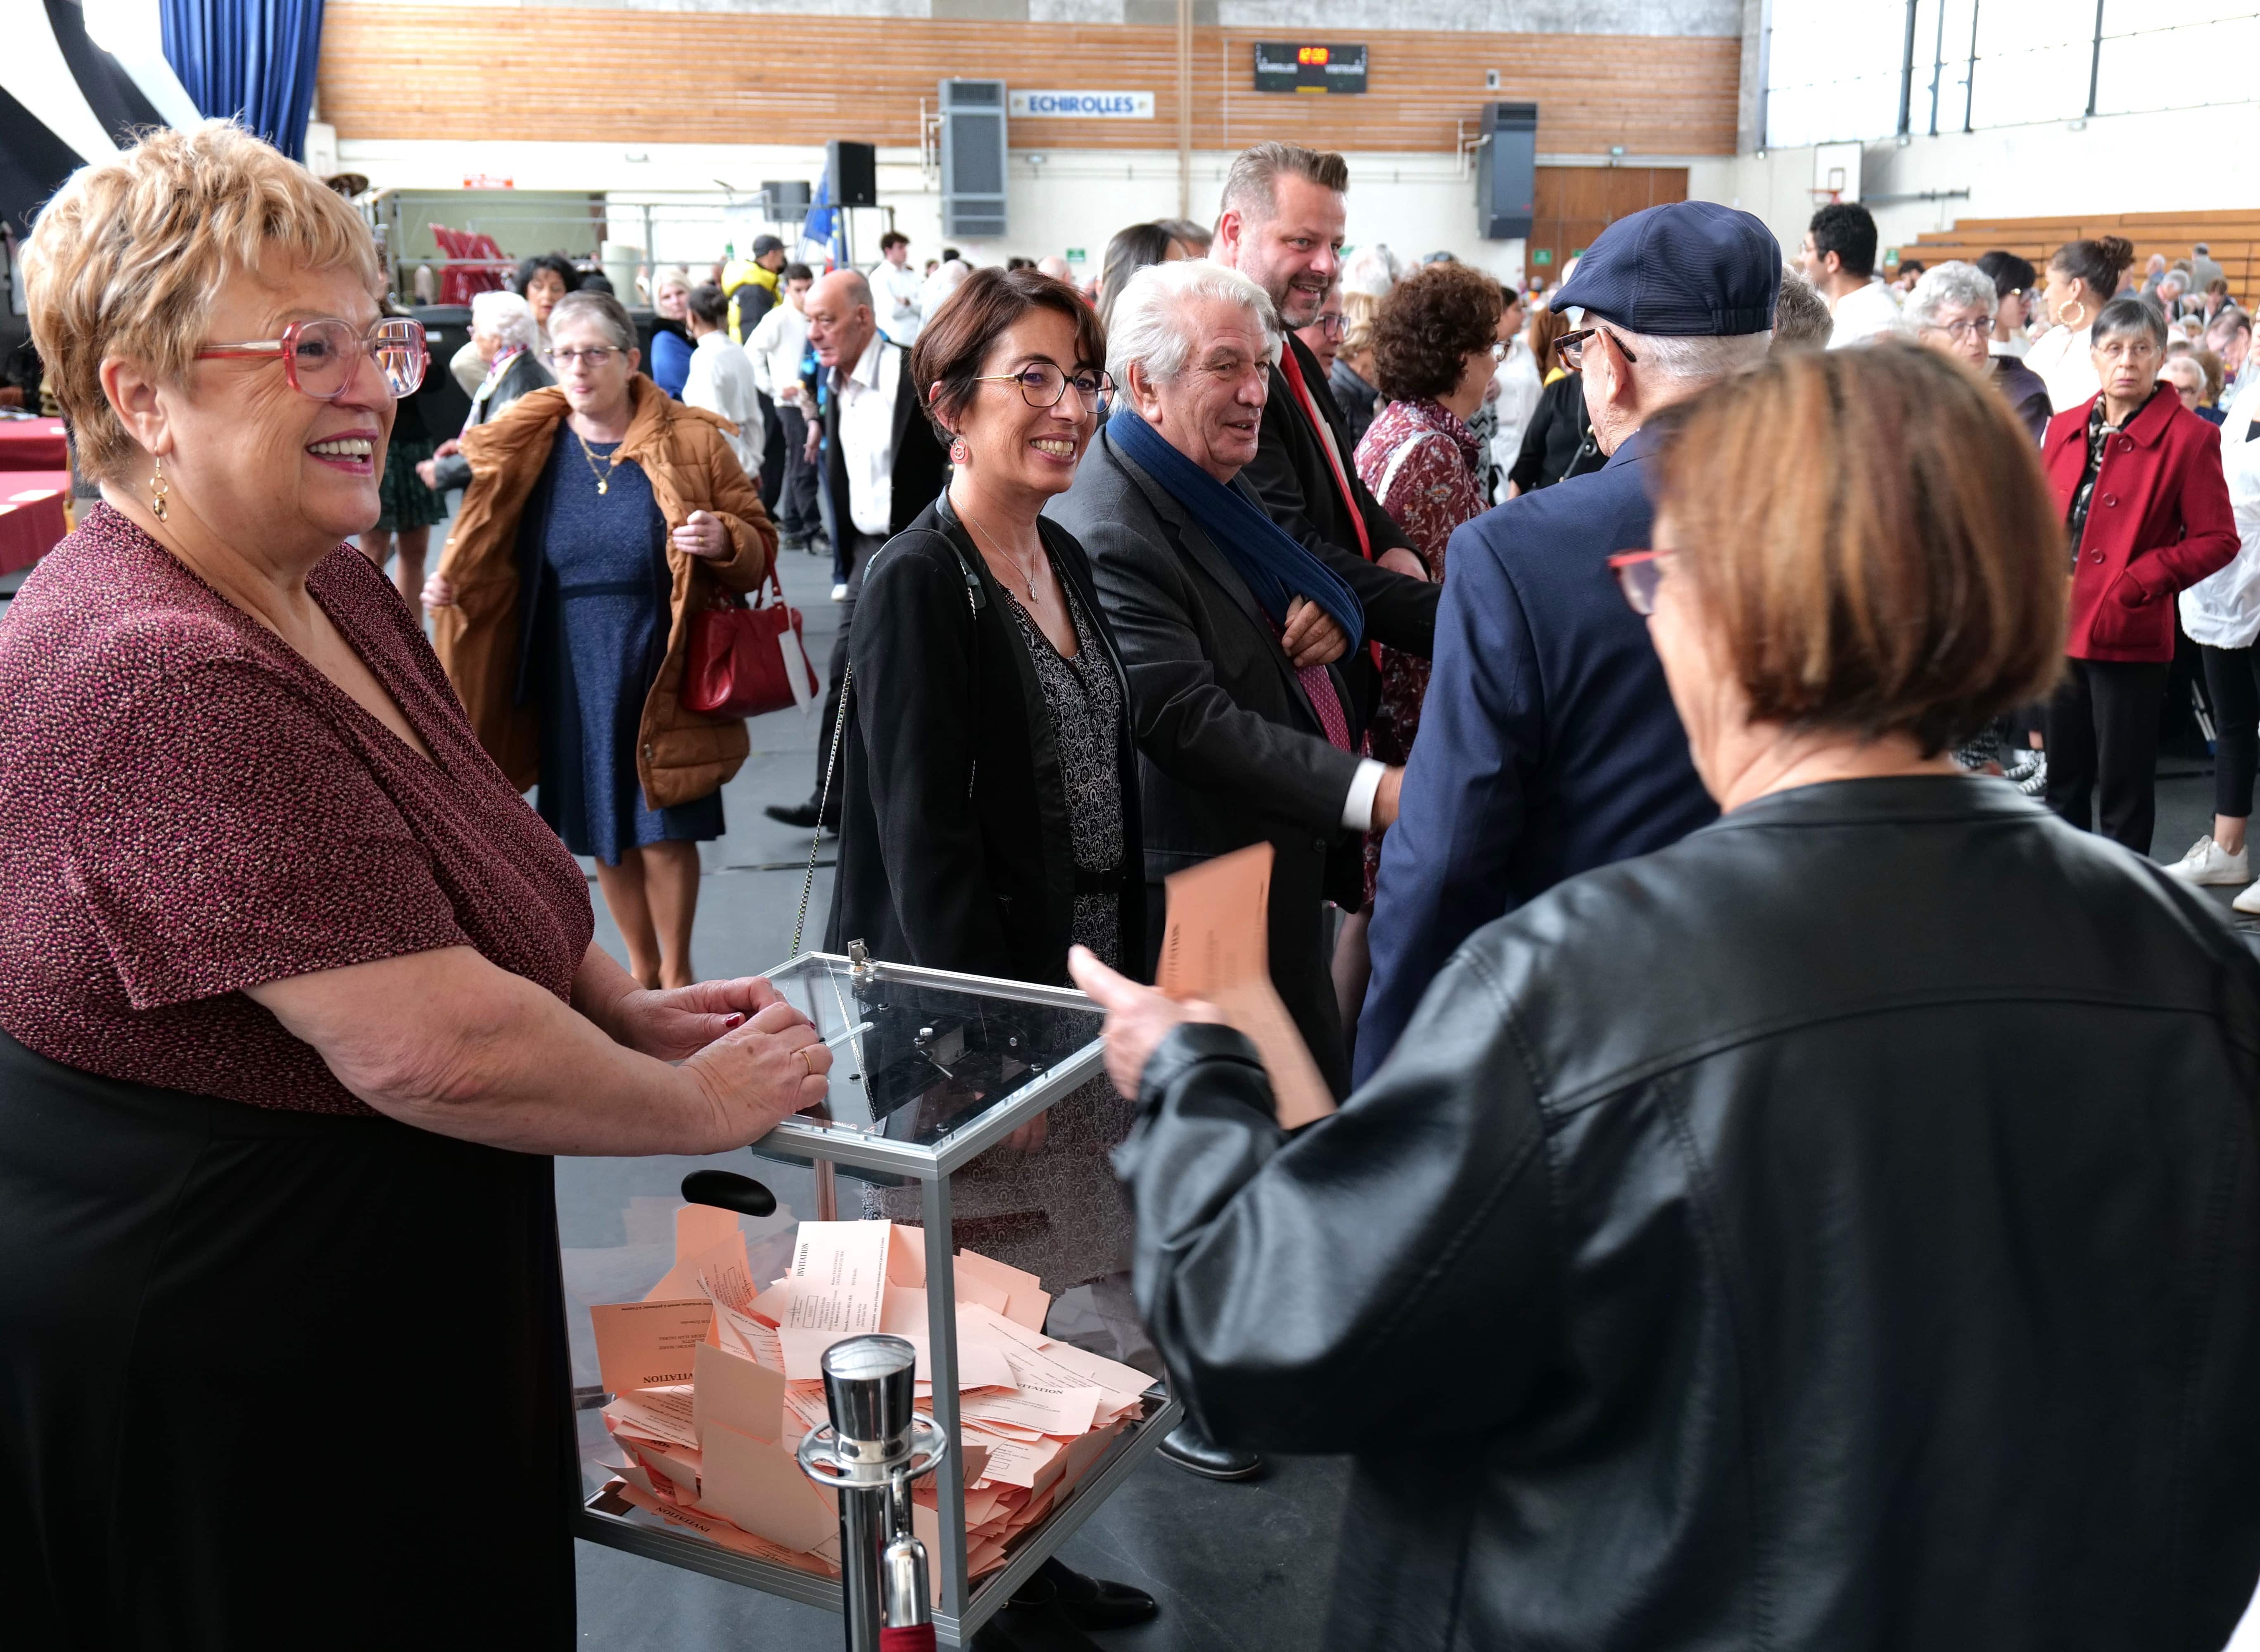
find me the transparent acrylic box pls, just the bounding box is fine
[562,951,1180,1645]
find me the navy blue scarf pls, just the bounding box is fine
[1108,407,1365,649]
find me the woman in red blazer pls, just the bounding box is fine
[2041,295,2238,851]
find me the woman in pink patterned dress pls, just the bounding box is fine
[1337,263,1503,1021]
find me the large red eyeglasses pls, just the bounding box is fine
[195,317,429,400]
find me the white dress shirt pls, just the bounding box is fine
[1826,280,1902,349]
[873,259,925,346]
[747,298,810,408]
[681,330,765,479]
[835,333,901,538]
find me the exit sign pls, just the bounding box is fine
[1065,247,1087,262]
[1253,42,1368,94]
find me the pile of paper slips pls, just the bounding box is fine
[590,1211,1152,1588]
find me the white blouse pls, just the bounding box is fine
[2026,325,2099,414]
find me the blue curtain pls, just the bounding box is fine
[160,0,326,161]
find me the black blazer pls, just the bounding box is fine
[821,336,952,544]
[1508,370,1602,494]
[1122,775,2260,1650]
[1047,424,1367,1097]
[825,494,1144,986]
[1244,332,1439,728]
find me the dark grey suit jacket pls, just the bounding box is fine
[1047,424,1365,1096]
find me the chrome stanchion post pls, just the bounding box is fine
[799,1335,947,1652]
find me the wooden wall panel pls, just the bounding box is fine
[1526,165,1687,275]
[318,5,1739,158]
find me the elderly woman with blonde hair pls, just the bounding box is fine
[0,121,828,1644]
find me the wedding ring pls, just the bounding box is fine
[793,1047,812,1077]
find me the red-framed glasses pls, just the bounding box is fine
[195,317,429,401]
[1607,548,1676,615]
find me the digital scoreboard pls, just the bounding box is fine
[1252,42,1368,95]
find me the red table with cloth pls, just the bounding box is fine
[0,419,69,472]
[0,475,73,575]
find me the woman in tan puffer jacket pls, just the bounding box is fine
[426,290,774,987]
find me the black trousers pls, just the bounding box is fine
[754,388,786,510]
[774,401,820,540]
[812,529,887,820]
[2201,643,2260,820]
[2044,656,2171,852]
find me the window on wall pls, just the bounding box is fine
[1762,0,2260,147]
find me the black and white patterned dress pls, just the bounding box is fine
[865,558,1140,1291]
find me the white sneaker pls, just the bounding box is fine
[2164,836,2251,887]
[2236,880,2260,916]
[830,583,849,602]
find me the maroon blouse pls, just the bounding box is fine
[0,505,593,1114]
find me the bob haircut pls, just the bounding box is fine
[911,266,1107,439]
[1650,343,2064,755]
[1370,261,1502,404]
[21,119,384,482]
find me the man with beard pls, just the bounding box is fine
[1210,142,1439,741]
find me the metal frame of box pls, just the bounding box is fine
[570,952,1182,1645]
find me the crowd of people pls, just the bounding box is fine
[7,116,2260,1651]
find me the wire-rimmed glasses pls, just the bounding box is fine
[195,317,429,400]
[971,363,1115,420]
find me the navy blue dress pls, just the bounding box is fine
[534,426,725,864]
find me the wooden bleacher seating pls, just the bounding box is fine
[1894,208,2260,305]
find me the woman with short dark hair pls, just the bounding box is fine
[2042,294,2238,854]
[1068,344,2260,1652]
[825,261,1158,1633]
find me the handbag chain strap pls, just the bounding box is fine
[790,661,850,958]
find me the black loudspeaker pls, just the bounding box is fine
[940,79,1007,240]
[1478,102,1537,240]
[826,141,877,209]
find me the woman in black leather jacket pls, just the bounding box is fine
[1072,344,2260,1652]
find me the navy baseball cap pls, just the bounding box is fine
[1550,201,1781,337]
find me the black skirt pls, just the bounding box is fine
[0,1029,577,1649]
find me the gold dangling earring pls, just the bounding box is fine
[2062,300,2086,330]
[148,454,169,522]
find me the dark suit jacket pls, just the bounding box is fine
[1356,422,1720,1085]
[1048,425,1368,1096]
[429,349,554,492]
[821,336,952,542]
[826,493,1143,984]
[1244,332,1438,726]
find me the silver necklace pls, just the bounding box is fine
[963,510,1043,602]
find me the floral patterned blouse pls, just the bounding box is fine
[1353,397,1489,899]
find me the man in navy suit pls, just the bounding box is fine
[1356,202,1782,1084]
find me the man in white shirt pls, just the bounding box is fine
[1799,201,1901,349]
[765,267,949,830]
[871,230,923,347]
[679,282,764,481]
[747,261,818,550]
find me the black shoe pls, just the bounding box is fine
[1008,1558,1157,1631]
[765,800,823,829]
[1159,1419,1264,1481]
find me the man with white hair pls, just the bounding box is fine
[418,289,553,494]
[1211,142,1441,738]
[1357,201,1778,1084]
[1050,256,1430,1482]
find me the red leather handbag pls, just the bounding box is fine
[684,569,819,719]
